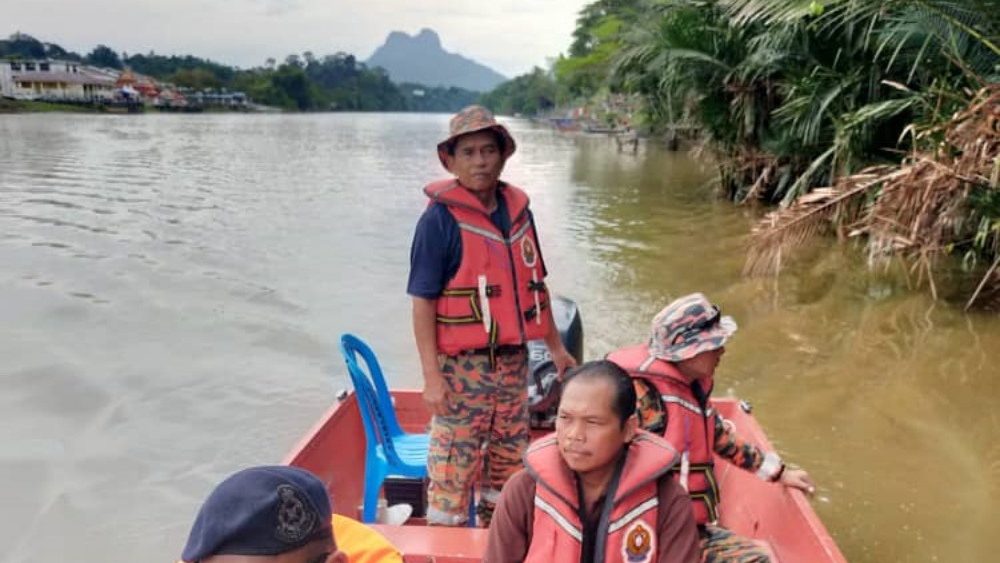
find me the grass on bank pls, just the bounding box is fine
[0,98,104,113]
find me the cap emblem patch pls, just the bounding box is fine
[275,484,317,543]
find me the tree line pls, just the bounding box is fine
[0,33,477,112]
[480,0,1000,307]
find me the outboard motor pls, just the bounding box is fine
[526,296,583,429]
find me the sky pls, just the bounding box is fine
[4,0,591,78]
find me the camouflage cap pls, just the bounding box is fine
[437,105,516,171]
[648,293,737,362]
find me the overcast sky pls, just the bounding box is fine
[5,0,590,78]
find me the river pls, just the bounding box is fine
[1,112,996,562]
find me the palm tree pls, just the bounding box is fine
[733,0,1000,302]
[606,0,999,302]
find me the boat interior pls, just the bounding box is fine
[284,390,844,562]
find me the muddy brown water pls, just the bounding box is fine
[1,112,996,562]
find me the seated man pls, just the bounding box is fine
[180,465,346,563]
[607,293,815,562]
[486,360,700,563]
[180,465,401,563]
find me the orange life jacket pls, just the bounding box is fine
[331,514,402,563]
[523,431,679,563]
[607,344,720,525]
[424,179,553,357]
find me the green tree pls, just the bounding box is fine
[480,67,559,116]
[611,0,998,201]
[0,32,47,59]
[270,64,317,110]
[170,68,223,90]
[125,53,235,84]
[86,44,123,69]
[400,83,478,112]
[555,1,638,97]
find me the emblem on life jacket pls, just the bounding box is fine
[621,519,655,563]
[275,484,317,543]
[521,235,537,268]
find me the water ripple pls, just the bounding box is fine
[0,112,996,563]
[15,214,117,235]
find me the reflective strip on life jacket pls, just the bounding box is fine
[661,395,715,417]
[455,218,533,244]
[533,494,583,542]
[606,496,659,534]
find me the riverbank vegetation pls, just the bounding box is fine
[1,33,478,112]
[482,0,1000,306]
[0,97,106,113]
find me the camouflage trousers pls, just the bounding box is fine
[700,524,772,563]
[426,347,528,528]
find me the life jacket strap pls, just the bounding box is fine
[436,285,501,324]
[440,285,502,298]
[685,463,720,523]
[522,299,549,322]
[689,491,720,524]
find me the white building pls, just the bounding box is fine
[0,59,116,101]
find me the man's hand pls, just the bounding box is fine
[422,371,449,417]
[549,346,577,379]
[780,468,816,496]
[413,297,448,416]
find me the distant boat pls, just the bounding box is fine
[549,117,581,131]
[583,124,623,134]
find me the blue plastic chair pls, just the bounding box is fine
[340,334,476,527]
[339,333,430,523]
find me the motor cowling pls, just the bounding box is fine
[526,296,583,429]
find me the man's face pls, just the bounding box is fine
[677,346,725,381]
[555,378,637,476]
[444,130,504,194]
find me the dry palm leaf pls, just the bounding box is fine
[744,166,897,276]
[745,85,999,303]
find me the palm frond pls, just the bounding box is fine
[719,0,822,26]
[744,166,899,276]
[746,84,1000,300]
[662,48,734,70]
[779,146,836,205]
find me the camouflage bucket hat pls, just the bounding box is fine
[437,105,516,171]
[648,293,738,362]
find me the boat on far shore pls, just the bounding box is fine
[583,122,627,134]
[548,116,582,131]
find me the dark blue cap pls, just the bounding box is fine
[181,465,333,562]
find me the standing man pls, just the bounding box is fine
[607,293,815,562]
[485,360,701,563]
[408,105,576,526]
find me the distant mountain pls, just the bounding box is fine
[366,29,507,92]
